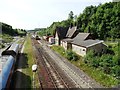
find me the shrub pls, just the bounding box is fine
[91,57,99,68]
[66,50,79,61]
[106,48,115,55]
[72,52,78,61]
[66,50,73,60]
[99,54,114,74]
[112,65,120,78]
[84,50,95,64]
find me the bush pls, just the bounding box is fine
[91,57,99,68]
[98,54,114,74]
[65,50,79,61]
[112,65,120,78]
[66,50,73,60]
[72,53,78,61]
[106,48,115,55]
[84,50,95,64]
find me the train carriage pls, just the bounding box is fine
[0,56,15,89]
[2,44,19,59]
[0,43,20,89]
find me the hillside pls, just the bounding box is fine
[1,22,27,36]
[38,2,120,40]
[0,22,27,48]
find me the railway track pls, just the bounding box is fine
[32,39,71,89]
[39,39,103,89]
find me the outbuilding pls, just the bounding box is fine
[72,39,107,56]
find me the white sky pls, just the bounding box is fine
[0,0,112,30]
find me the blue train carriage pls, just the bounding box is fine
[0,55,15,90]
[2,43,19,61]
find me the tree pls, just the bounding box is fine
[39,2,120,40]
[68,11,74,25]
[76,2,120,40]
[68,11,74,20]
[66,50,79,61]
[74,15,77,26]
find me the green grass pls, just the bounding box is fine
[51,45,119,87]
[51,45,66,56]
[0,34,13,49]
[0,34,13,43]
[106,42,118,45]
[22,35,40,89]
[71,60,119,87]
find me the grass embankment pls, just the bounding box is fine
[0,34,13,43]
[0,34,13,48]
[22,35,40,88]
[51,45,119,87]
[71,60,119,87]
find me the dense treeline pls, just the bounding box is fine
[39,2,120,40]
[38,20,71,36]
[1,22,27,36]
[77,2,120,40]
[2,22,16,36]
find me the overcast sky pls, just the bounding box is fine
[0,0,112,30]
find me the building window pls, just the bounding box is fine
[83,49,85,51]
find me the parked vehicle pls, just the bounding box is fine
[2,43,19,60]
[0,43,20,89]
[0,56,14,89]
[35,36,40,40]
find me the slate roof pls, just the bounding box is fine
[66,26,77,38]
[55,27,68,39]
[73,33,90,41]
[72,39,104,48]
[62,38,73,43]
[55,25,105,48]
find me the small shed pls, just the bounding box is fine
[72,40,107,56]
